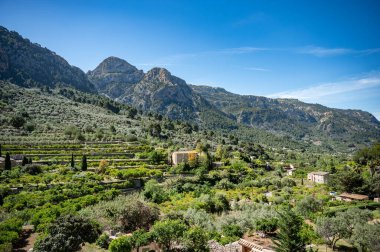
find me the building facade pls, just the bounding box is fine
[171,151,198,166]
[307,171,329,184]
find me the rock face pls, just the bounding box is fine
[0,26,95,92]
[87,57,144,98]
[3,21,376,148]
[87,58,225,121]
[87,57,380,145]
[122,67,208,120]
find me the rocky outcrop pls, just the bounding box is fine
[87,56,144,97]
[121,67,205,120]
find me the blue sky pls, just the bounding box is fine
[1,0,380,119]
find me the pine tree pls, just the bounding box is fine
[81,155,87,171]
[4,153,12,170]
[22,156,29,166]
[71,153,75,168]
[273,209,306,252]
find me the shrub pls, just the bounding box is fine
[255,218,278,235]
[10,115,26,128]
[96,233,110,249]
[183,226,210,252]
[33,215,100,252]
[126,134,138,142]
[143,179,169,204]
[151,219,187,251]
[120,200,159,232]
[24,122,35,132]
[22,164,42,175]
[222,224,243,238]
[109,236,132,252]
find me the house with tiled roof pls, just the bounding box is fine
[336,193,369,202]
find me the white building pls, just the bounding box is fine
[307,171,329,184]
[171,151,198,166]
[283,164,295,176]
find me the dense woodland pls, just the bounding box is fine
[0,82,379,252]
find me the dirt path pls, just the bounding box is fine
[13,229,38,252]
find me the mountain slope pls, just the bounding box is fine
[87,56,144,98]
[88,60,236,127]
[0,26,95,92]
[121,67,206,121]
[1,25,378,151]
[191,85,380,145]
[88,56,380,149]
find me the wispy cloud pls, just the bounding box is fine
[268,74,380,100]
[244,67,269,72]
[138,45,380,69]
[299,46,380,57]
[138,47,268,68]
[361,48,380,55]
[217,47,268,55]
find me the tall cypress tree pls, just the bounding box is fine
[22,156,29,166]
[81,155,87,171]
[4,153,11,170]
[71,153,75,168]
[0,143,2,157]
[273,209,306,252]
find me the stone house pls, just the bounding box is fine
[307,171,329,184]
[283,164,296,176]
[171,151,198,166]
[336,193,369,202]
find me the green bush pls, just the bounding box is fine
[126,134,138,142]
[96,233,110,249]
[109,236,132,252]
[10,115,26,128]
[33,215,100,252]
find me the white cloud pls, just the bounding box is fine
[140,47,268,68]
[268,75,380,101]
[299,46,380,57]
[244,67,269,72]
[217,47,268,55]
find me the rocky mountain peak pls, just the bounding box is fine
[143,67,186,86]
[88,56,141,76]
[87,56,144,97]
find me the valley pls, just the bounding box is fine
[0,25,379,252]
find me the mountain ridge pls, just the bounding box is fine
[0,26,96,93]
[0,26,379,151]
[88,56,380,148]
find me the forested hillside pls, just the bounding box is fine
[0,25,380,252]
